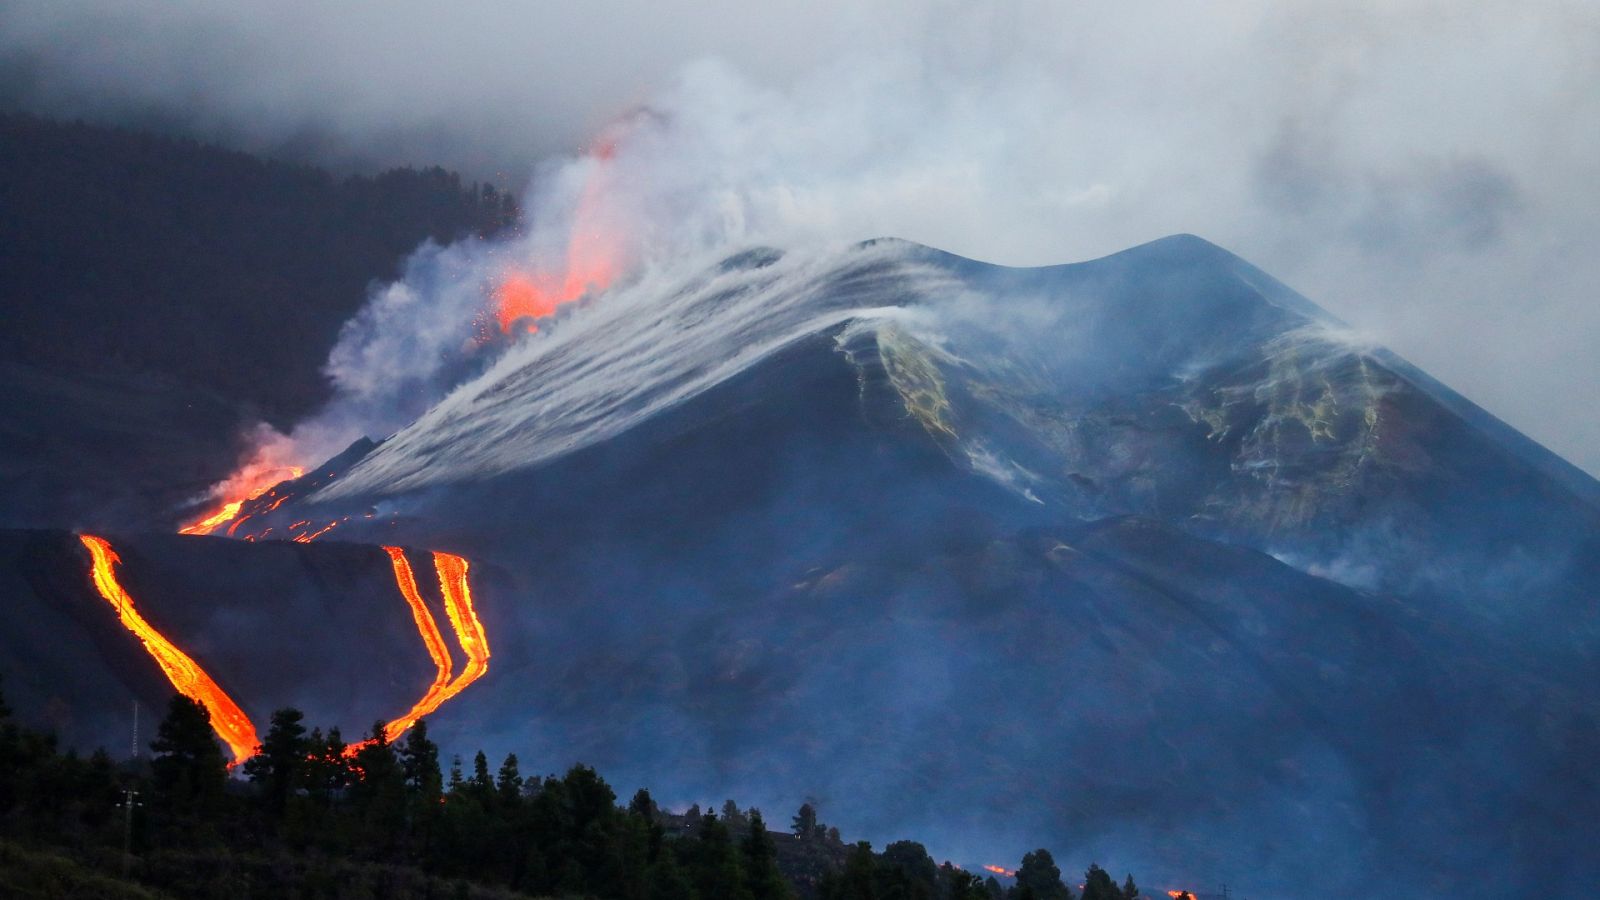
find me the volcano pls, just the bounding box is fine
[4,235,1597,898]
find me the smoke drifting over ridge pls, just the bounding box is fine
[6,1,1596,476]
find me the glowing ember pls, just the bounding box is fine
[982,865,1016,878]
[1167,892,1197,899]
[79,534,260,763]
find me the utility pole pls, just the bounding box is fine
[130,700,139,759]
[119,787,141,875]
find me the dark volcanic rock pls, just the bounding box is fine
[3,235,1596,898]
[0,529,486,757]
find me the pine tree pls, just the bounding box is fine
[742,809,792,899]
[496,752,523,805]
[630,787,659,820]
[822,841,877,900]
[447,754,465,793]
[944,866,991,900]
[149,694,227,819]
[1014,849,1073,900]
[646,843,697,900]
[350,720,406,851]
[1080,864,1124,900]
[243,707,309,815]
[694,810,752,900]
[792,801,819,840]
[722,798,750,832]
[471,749,493,801]
[1120,874,1140,899]
[399,719,443,803]
[881,840,939,899]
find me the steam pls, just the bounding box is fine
[143,1,1592,482]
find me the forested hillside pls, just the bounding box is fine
[0,112,516,425]
[0,113,517,529]
[0,688,1155,900]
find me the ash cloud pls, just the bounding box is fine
[5,0,1597,478]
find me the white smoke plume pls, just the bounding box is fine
[92,1,1597,481]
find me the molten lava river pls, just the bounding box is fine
[79,531,490,763]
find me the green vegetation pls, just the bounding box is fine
[0,684,1148,899]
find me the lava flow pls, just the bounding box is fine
[982,865,1016,878]
[342,548,491,755]
[434,551,490,688]
[79,535,260,763]
[179,465,303,536]
[372,547,455,740]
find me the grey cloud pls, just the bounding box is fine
[1256,122,1524,258]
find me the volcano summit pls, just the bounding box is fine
[5,234,1598,898]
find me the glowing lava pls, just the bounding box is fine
[982,865,1016,878]
[492,144,621,334]
[292,520,344,543]
[434,551,490,689]
[79,535,260,763]
[342,548,491,756]
[1167,892,1197,899]
[179,465,303,536]
[374,547,454,739]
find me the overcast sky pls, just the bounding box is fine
[3,0,1596,476]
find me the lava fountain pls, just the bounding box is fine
[493,141,623,334]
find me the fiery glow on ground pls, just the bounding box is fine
[79,534,260,763]
[179,465,303,536]
[292,520,343,543]
[1167,891,1197,899]
[982,865,1016,878]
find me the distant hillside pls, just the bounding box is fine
[0,113,517,529]
[0,112,516,426]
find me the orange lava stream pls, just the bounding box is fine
[375,547,455,740]
[179,500,244,536]
[78,535,260,763]
[434,552,490,690]
[982,865,1016,878]
[179,466,304,536]
[292,521,341,543]
[344,549,491,756]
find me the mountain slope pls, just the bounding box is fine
[3,234,1596,897]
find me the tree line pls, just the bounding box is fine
[0,686,1152,899]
